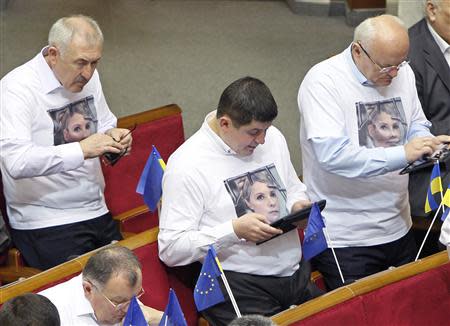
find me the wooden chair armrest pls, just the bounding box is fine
[112,204,150,223]
[0,265,41,284]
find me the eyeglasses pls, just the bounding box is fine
[90,281,145,311]
[357,41,409,74]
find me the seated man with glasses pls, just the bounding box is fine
[39,246,163,325]
[298,14,450,291]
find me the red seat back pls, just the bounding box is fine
[102,105,184,233]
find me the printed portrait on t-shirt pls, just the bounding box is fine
[224,164,288,223]
[47,96,98,145]
[356,97,407,148]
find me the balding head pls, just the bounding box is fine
[352,15,410,87]
[354,15,409,58]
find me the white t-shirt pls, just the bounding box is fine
[0,48,116,229]
[298,47,431,247]
[158,111,308,277]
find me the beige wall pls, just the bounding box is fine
[388,0,424,27]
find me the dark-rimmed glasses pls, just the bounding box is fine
[90,281,145,311]
[357,41,409,74]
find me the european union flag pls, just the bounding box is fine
[425,163,443,214]
[136,145,166,212]
[441,185,450,222]
[159,289,187,326]
[194,246,225,312]
[302,202,328,261]
[123,296,147,326]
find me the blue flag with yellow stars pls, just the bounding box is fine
[302,202,328,261]
[194,245,225,311]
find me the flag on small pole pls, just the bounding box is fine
[159,289,187,326]
[440,185,450,222]
[416,161,445,261]
[123,296,147,326]
[302,202,345,285]
[424,162,443,214]
[136,145,166,212]
[302,203,328,261]
[194,246,241,318]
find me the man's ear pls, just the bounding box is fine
[426,1,437,22]
[82,280,94,298]
[218,115,232,131]
[46,46,59,67]
[352,42,362,57]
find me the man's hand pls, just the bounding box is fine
[140,305,164,326]
[291,199,312,229]
[404,136,442,163]
[232,213,283,243]
[106,128,133,156]
[79,133,124,159]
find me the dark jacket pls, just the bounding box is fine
[408,18,450,217]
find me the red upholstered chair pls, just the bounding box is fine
[271,250,450,326]
[102,104,184,235]
[0,229,200,325]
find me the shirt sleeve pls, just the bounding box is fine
[0,80,84,179]
[158,168,240,267]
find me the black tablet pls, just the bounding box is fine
[256,199,326,245]
[399,144,450,175]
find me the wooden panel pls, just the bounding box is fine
[347,0,385,9]
[117,104,182,129]
[0,228,158,303]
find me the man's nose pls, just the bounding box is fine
[255,132,265,145]
[81,64,95,80]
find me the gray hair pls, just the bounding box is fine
[82,246,141,290]
[48,15,103,57]
[353,15,406,50]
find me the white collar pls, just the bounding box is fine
[35,46,64,94]
[202,110,237,155]
[427,21,450,55]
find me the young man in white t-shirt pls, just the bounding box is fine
[159,77,323,325]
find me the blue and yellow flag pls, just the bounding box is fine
[159,289,188,326]
[123,296,147,326]
[425,163,443,214]
[441,185,450,222]
[302,202,328,261]
[136,145,166,212]
[194,246,225,312]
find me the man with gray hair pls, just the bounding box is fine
[298,14,450,290]
[39,246,163,325]
[408,0,450,221]
[0,15,131,270]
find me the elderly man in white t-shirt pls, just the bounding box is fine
[0,15,132,270]
[298,14,450,291]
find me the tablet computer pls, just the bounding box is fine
[399,144,450,175]
[256,199,326,245]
